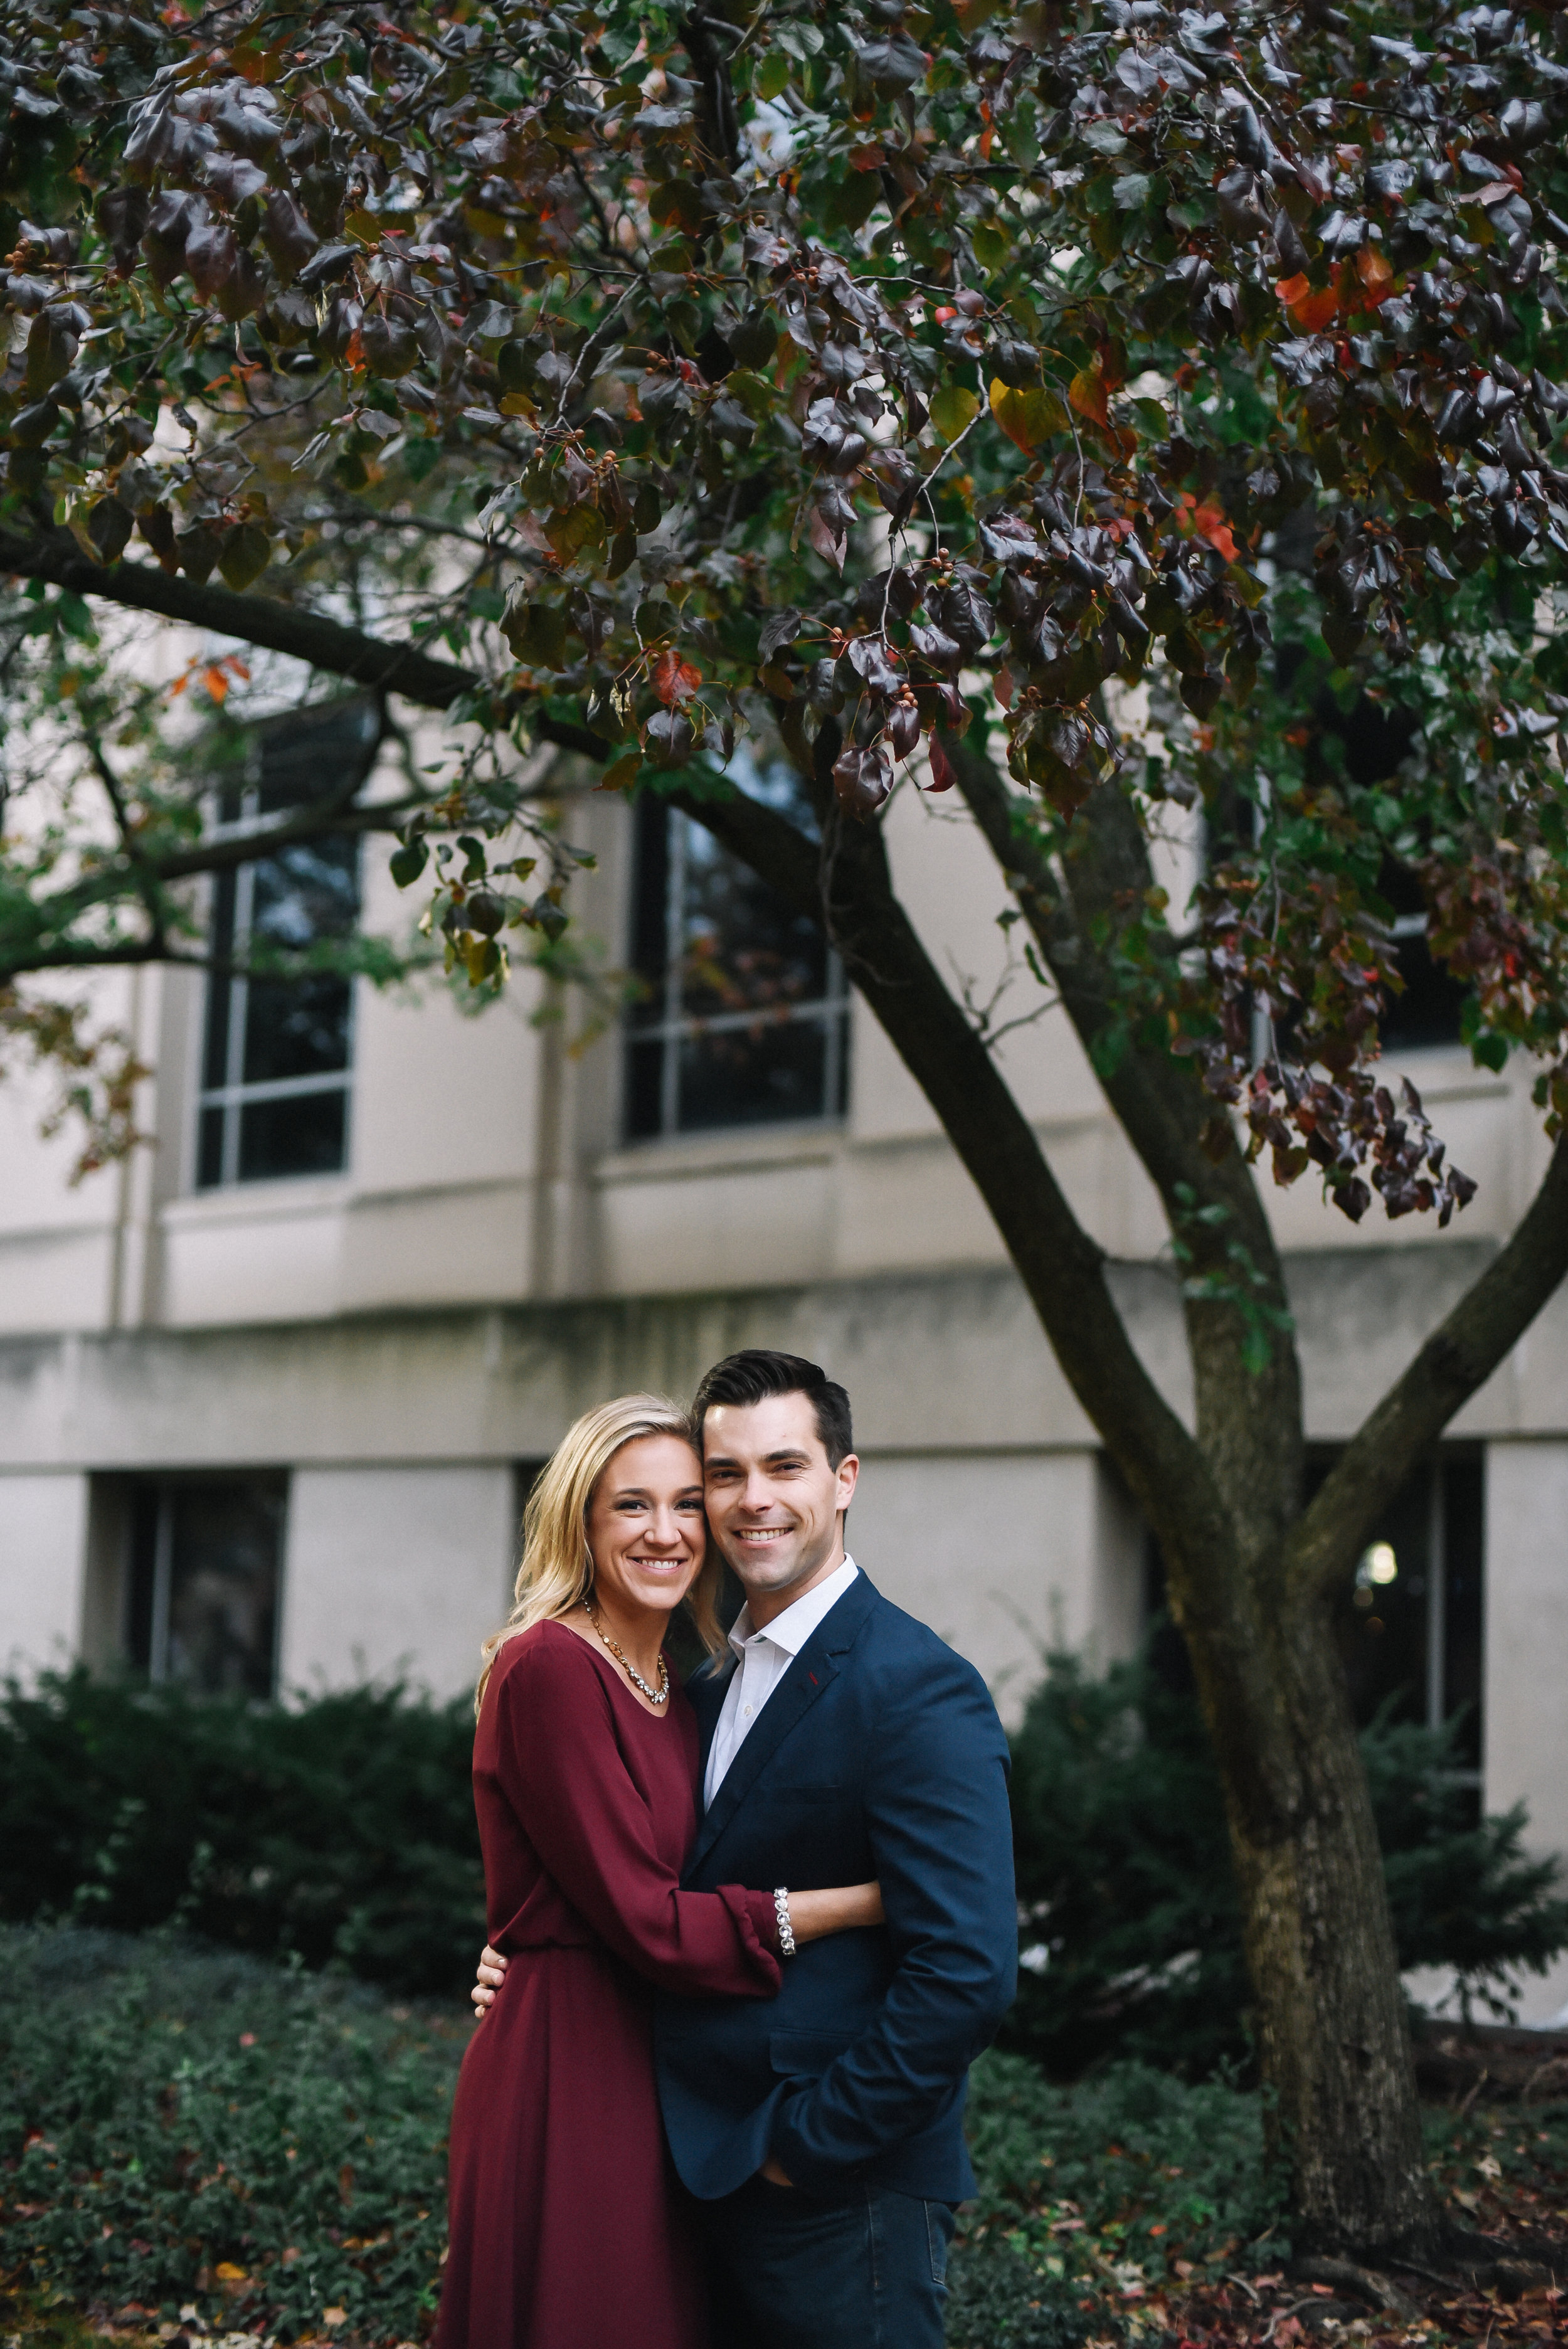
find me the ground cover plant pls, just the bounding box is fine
[0,1929,462,2346]
[2,1931,1565,2346]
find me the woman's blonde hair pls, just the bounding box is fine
[475,1392,724,1712]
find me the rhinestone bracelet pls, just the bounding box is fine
[773,1888,797,1958]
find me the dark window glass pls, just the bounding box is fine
[1441,1455,1485,1772]
[1377,859,1466,1052]
[196,703,372,1190]
[126,1484,159,1674]
[125,1476,285,1699]
[238,1090,348,1182]
[258,701,380,815]
[1327,1448,1485,1786]
[196,1105,225,1189]
[677,1015,835,1132]
[625,761,849,1140]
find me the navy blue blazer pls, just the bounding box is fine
[654,1569,1016,2203]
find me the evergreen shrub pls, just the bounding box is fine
[3,1653,1564,2059]
[1005,1645,1568,2077]
[0,1670,485,1996]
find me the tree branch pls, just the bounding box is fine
[1291,1132,1568,1599]
[1,796,430,985]
[80,727,171,957]
[942,728,1304,1551]
[0,529,477,708]
[670,756,1236,1584]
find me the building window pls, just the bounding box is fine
[126,1475,286,1699]
[1145,1449,1484,1782]
[623,760,850,1140]
[1334,1448,1484,1779]
[195,701,379,1189]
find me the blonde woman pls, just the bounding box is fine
[435,1394,883,2349]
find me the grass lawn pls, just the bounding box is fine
[1,1928,1564,2346]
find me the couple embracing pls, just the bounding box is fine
[436,1349,1017,2349]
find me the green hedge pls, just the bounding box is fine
[3,1652,1564,2066]
[1004,1645,1568,2076]
[0,1670,484,1995]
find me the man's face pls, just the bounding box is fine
[701,1391,859,1620]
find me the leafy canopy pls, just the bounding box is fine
[6,0,1568,1216]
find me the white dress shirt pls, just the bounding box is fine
[702,1557,859,1808]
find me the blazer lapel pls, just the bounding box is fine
[686,1572,877,1875]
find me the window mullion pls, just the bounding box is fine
[661,809,686,1138]
[224,858,255,1187]
[149,1487,174,1687]
[1426,1460,1448,1733]
[823,949,846,1119]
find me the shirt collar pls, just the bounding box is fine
[728,1556,859,1662]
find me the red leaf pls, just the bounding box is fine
[654,650,702,707]
[1191,502,1239,563]
[926,734,956,792]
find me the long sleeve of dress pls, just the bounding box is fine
[496,1631,782,1999]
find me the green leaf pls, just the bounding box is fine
[1472,1031,1509,1073]
[389,838,430,889]
[501,595,568,671]
[755,50,790,98]
[828,171,882,233]
[930,383,980,443]
[990,378,1069,453]
[1113,173,1152,210]
[972,219,1011,271]
[217,522,271,593]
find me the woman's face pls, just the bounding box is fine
[586,1433,706,1620]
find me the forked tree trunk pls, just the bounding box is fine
[1184,1582,1435,2254]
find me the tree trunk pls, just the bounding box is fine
[1183,1578,1435,2254]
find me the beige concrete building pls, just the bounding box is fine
[2,685,1565,2020]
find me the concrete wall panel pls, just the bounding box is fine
[1484,1440,1568,1863]
[849,1446,1143,1725]
[279,1464,516,1701]
[0,1472,90,1677]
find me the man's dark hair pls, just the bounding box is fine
[691,1350,854,1470]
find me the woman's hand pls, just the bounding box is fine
[781,1881,883,1944]
[472,1943,509,2017]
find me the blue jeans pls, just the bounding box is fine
[694,2176,955,2349]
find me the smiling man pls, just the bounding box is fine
[653,1349,1017,2349]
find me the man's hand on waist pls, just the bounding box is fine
[760,2156,795,2188]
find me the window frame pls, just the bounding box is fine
[125,1471,287,1701]
[625,795,851,1144]
[191,711,371,1194]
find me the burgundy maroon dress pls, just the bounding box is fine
[436,1620,781,2349]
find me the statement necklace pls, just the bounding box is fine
[586,1604,670,1706]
